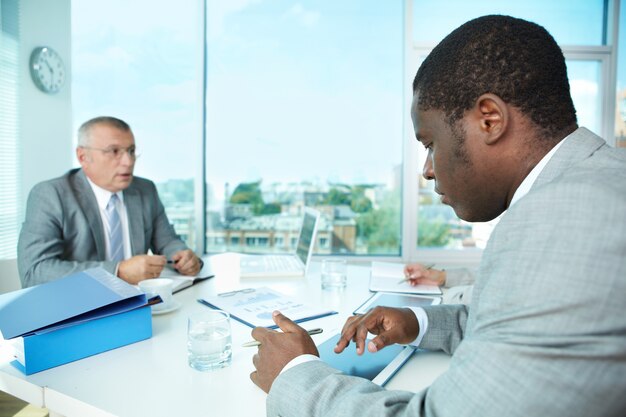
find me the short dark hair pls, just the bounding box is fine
[78,116,131,146]
[413,15,577,140]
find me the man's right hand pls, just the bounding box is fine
[117,255,167,284]
[404,263,446,286]
[334,306,419,355]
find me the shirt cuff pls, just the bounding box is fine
[279,354,320,375]
[408,307,429,347]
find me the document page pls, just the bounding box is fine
[200,287,336,329]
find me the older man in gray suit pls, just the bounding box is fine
[249,15,626,416]
[18,116,201,287]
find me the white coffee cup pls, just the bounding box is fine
[138,278,174,311]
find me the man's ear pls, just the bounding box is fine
[475,93,508,145]
[76,147,89,167]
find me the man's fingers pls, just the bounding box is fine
[334,335,351,353]
[368,333,390,352]
[251,326,272,344]
[335,315,361,353]
[272,311,301,333]
[250,371,259,387]
[354,321,370,355]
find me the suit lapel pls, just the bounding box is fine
[123,185,145,255]
[72,169,107,259]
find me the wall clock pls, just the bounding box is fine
[29,46,66,94]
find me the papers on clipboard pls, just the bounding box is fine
[369,261,442,295]
[198,287,337,329]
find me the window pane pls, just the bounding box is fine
[413,54,603,250]
[567,60,602,135]
[413,0,606,46]
[616,6,626,148]
[71,0,202,249]
[205,0,404,255]
[0,0,21,259]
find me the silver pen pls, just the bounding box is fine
[241,328,324,347]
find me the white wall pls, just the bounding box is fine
[19,0,72,210]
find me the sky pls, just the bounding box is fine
[72,0,624,195]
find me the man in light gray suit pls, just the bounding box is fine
[249,15,626,416]
[18,116,202,287]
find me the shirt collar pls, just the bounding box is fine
[509,133,571,207]
[85,176,125,210]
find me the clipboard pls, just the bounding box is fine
[198,286,337,329]
[317,333,415,386]
[354,291,441,315]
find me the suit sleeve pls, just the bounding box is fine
[266,155,626,417]
[144,181,189,258]
[17,183,117,287]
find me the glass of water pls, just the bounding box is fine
[321,259,347,290]
[187,310,232,371]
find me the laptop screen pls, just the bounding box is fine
[295,210,318,265]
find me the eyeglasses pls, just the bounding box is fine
[81,145,139,160]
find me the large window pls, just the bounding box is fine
[204,0,404,256]
[410,0,616,256]
[615,1,626,148]
[0,0,20,259]
[70,1,621,261]
[72,0,204,249]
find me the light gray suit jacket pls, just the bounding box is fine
[267,127,626,416]
[18,168,188,287]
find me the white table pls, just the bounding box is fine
[0,257,450,417]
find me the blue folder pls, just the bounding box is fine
[0,268,152,375]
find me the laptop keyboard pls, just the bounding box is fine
[263,256,301,271]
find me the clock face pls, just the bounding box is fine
[29,46,66,94]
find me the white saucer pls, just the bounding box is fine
[152,300,181,315]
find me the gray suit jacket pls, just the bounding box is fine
[18,168,188,287]
[267,127,626,416]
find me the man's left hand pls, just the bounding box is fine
[171,249,201,275]
[250,311,319,393]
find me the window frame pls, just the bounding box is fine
[194,0,620,265]
[399,0,620,267]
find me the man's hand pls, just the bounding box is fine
[171,249,201,276]
[404,263,446,287]
[250,311,319,393]
[334,306,419,355]
[117,255,166,284]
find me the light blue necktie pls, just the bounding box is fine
[105,194,124,263]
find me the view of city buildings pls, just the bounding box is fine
[158,178,479,255]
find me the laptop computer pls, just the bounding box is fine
[239,207,320,277]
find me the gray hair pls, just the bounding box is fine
[77,116,132,147]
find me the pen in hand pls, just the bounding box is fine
[397,263,435,284]
[241,328,324,347]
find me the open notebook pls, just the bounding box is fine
[158,256,215,293]
[239,208,320,277]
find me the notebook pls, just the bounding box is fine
[369,261,442,295]
[353,291,441,315]
[239,208,320,277]
[157,256,215,293]
[317,333,415,386]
